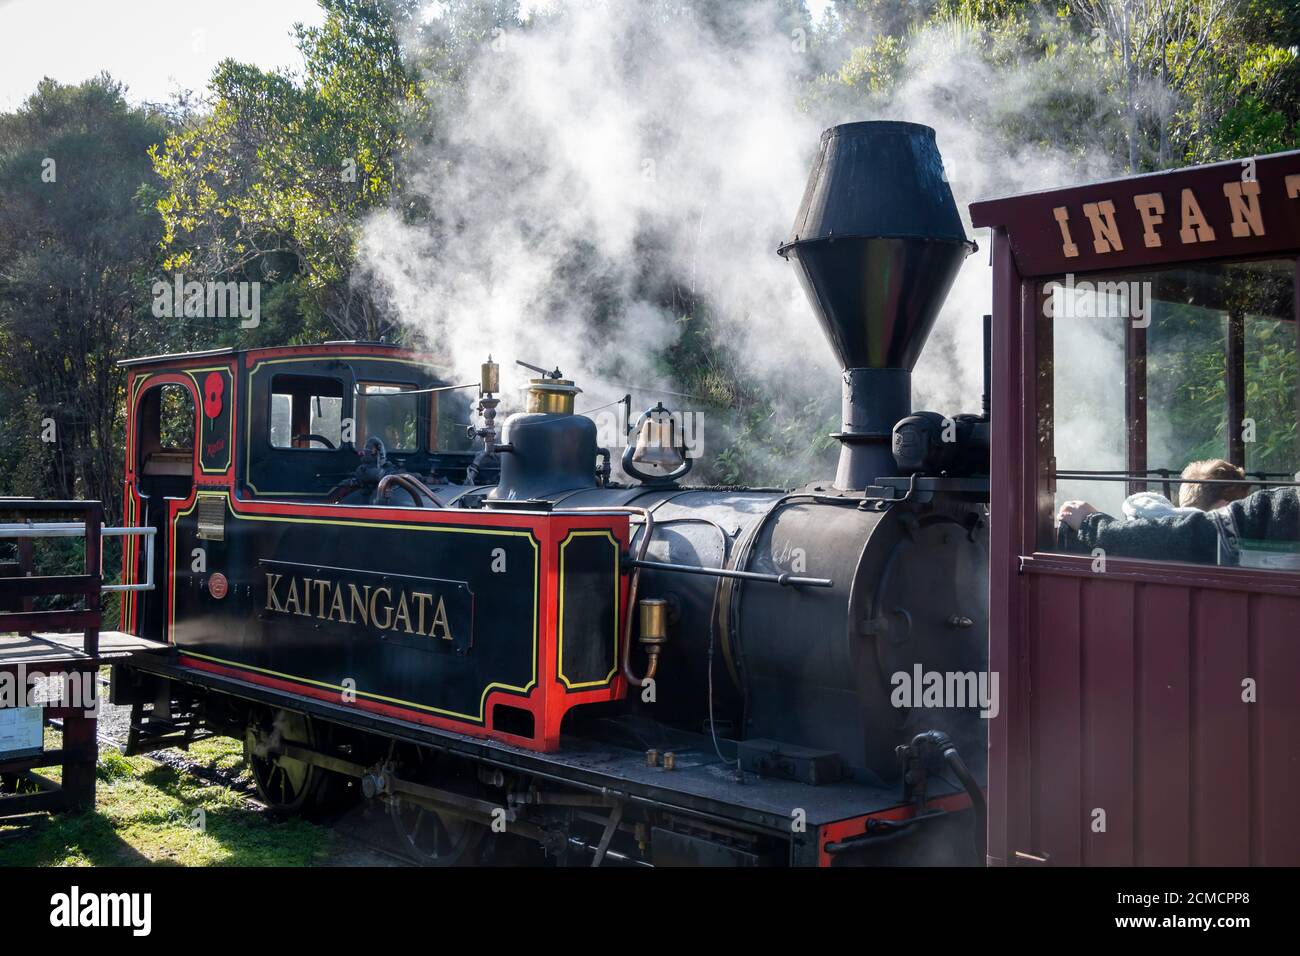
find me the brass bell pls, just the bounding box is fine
[631,411,685,471]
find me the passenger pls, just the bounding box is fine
[1119,490,1198,520]
[1177,458,1253,511]
[1115,459,1251,521]
[1057,485,1300,564]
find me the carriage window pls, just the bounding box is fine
[1040,258,1299,568]
[270,375,344,450]
[356,383,419,452]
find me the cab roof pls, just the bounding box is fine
[118,341,439,370]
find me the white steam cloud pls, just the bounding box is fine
[360,1,1118,477]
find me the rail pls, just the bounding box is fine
[1056,471,1300,489]
[0,500,158,659]
[0,521,157,593]
[0,500,102,656]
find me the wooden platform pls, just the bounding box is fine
[0,630,168,667]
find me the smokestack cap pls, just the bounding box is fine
[779,122,975,371]
[780,121,969,247]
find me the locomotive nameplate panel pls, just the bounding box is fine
[259,560,474,654]
[170,493,539,724]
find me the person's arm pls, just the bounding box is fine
[1073,509,1220,563]
[1227,488,1300,542]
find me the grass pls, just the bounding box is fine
[0,732,337,867]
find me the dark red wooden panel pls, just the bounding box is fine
[1021,569,1300,866]
[1029,573,1082,864]
[1135,584,1191,866]
[1252,594,1300,865]
[1190,589,1251,865]
[1080,578,1135,865]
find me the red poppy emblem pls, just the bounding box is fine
[203,372,224,420]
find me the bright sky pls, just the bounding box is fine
[0,0,326,111]
[0,0,835,112]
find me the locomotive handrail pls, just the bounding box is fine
[625,557,833,589]
[0,522,157,593]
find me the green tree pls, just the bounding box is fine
[0,75,169,520]
[152,0,425,340]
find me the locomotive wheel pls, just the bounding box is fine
[384,745,487,866]
[243,709,329,816]
[387,795,485,866]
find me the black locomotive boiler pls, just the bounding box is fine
[112,121,992,866]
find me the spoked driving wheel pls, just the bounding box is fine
[244,708,326,815]
[384,745,487,866]
[388,794,485,866]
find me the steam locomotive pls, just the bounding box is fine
[112,121,992,866]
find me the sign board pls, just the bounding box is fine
[0,706,44,760]
[970,150,1300,277]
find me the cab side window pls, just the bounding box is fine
[270,375,345,450]
[434,389,475,453]
[357,384,418,452]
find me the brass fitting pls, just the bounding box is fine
[637,597,669,682]
[480,356,500,395]
[525,378,581,414]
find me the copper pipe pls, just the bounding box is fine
[377,473,445,508]
[400,474,446,507]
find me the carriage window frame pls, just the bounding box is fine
[1033,254,1300,569]
[267,373,350,453]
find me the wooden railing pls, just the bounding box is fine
[0,499,103,657]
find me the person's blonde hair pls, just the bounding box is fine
[1179,459,1251,510]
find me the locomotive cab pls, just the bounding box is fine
[119,344,485,643]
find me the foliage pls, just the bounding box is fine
[658,306,839,487]
[0,76,169,519]
[150,0,425,340]
[0,734,334,866]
